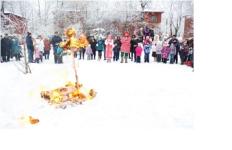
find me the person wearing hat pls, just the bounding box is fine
[130,35,138,62]
[26,32,35,63]
[1,34,11,62]
[120,32,131,63]
[168,35,180,64]
[105,34,114,63]
[161,39,171,64]
[96,36,105,61]
[51,31,62,64]
[113,36,121,61]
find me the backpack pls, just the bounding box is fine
[56,46,63,56]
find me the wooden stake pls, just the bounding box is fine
[23,41,31,74]
[72,50,79,89]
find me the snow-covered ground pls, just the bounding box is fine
[0,54,194,129]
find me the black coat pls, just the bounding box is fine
[113,39,121,52]
[26,35,34,51]
[1,37,11,56]
[169,38,180,51]
[51,35,62,47]
[130,38,138,52]
[90,39,97,52]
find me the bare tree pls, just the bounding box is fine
[139,0,152,21]
[140,0,152,11]
[167,0,184,36]
[173,1,184,36]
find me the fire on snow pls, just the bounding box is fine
[40,27,97,108]
[40,82,97,107]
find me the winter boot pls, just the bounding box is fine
[125,57,128,63]
[120,57,124,63]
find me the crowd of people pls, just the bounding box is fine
[1,26,194,67]
[1,34,22,62]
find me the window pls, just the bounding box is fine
[151,16,157,23]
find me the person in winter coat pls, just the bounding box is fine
[34,37,41,63]
[155,41,162,63]
[96,37,105,61]
[43,37,51,60]
[36,35,44,62]
[151,35,160,62]
[0,35,3,62]
[90,37,97,60]
[120,32,131,63]
[168,35,180,64]
[51,31,62,64]
[143,26,154,40]
[130,35,138,62]
[105,34,114,63]
[169,43,176,64]
[26,32,34,63]
[85,44,93,60]
[161,40,171,64]
[11,35,21,61]
[78,34,89,60]
[143,26,150,38]
[113,36,121,61]
[143,36,152,63]
[1,34,12,62]
[151,43,156,62]
[55,42,64,64]
[135,43,143,63]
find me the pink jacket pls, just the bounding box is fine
[120,37,131,53]
[34,47,41,59]
[135,46,142,57]
[105,39,114,59]
[161,46,171,59]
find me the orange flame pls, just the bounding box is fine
[41,82,96,106]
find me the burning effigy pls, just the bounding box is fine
[40,28,96,108]
[41,82,96,106]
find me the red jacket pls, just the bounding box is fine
[44,39,51,51]
[135,46,142,57]
[120,37,131,53]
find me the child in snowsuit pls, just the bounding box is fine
[34,39,41,63]
[169,43,176,64]
[161,41,171,64]
[43,38,51,60]
[55,42,63,64]
[143,36,152,63]
[85,44,93,60]
[151,35,159,62]
[156,41,162,63]
[105,34,114,63]
[135,43,143,63]
[96,37,105,61]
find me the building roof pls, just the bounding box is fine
[3,10,25,19]
[143,10,164,13]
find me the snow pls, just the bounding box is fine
[0,53,194,129]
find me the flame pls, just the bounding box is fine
[61,28,81,50]
[41,82,96,106]
[20,116,39,125]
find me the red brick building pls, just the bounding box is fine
[143,11,163,29]
[1,12,27,34]
[183,16,193,39]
